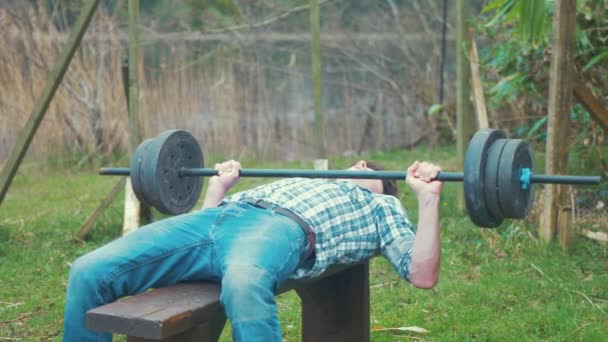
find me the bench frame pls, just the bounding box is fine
[87,261,370,341]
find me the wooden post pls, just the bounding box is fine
[572,71,608,130]
[539,0,577,247]
[128,0,142,153]
[123,0,144,235]
[456,0,474,210]
[76,178,126,240]
[310,0,325,158]
[468,34,489,129]
[296,262,370,342]
[122,56,130,106]
[0,0,100,206]
[314,159,328,171]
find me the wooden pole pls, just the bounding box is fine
[456,0,474,210]
[122,56,130,106]
[310,0,325,158]
[128,0,142,153]
[469,34,489,129]
[572,70,608,130]
[122,0,145,235]
[539,0,577,247]
[122,53,151,225]
[0,0,100,206]
[439,0,449,104]
[76,178,126,240]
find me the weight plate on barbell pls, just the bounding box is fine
[484,138,508,221]
[130,137,155,207]
[148,130,204,215]
[497,139,534,219]
[464,129,506,228]
[144,132,177,211]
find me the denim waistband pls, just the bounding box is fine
[241,198,315,260]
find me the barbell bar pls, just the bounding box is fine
[98,129,601,227]
[99,166,599,185]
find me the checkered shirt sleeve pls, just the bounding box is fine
[375,195,416,280]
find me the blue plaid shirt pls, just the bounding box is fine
[221,178,416,280]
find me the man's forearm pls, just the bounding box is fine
[201,183,228,209]
[200,161,241,209]
[408,193,441,289]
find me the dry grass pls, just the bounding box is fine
[0,2,453,164]
[0,5,127,160]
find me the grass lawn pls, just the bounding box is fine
[0,148,606,341]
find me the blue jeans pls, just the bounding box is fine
[63,202,307,342]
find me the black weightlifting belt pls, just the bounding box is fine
[243,198,316,260]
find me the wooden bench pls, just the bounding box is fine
[86,261,370,341]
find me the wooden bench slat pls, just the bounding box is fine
[87,283,222,339]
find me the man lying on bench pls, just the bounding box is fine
[62,159,443,341]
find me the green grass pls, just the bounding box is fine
[0,149,606,341]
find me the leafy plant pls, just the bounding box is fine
[482,0,550,49]
[476,0,608,143]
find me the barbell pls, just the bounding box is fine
[99,129,600,227]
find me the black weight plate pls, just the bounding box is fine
[154,130,204,215]
[464,129,506,228]
[483,138,508,221]
[140,131,173,211]
[497,139,534,219]
[130,138,155,206]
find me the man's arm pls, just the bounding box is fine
[405,161,442,289]
[201,160,241,209]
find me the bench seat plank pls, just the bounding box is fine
[87,283,223,339]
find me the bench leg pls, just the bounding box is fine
[296,261,370,342]
[127,310,226,342]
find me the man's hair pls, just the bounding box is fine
[364,161,399,198]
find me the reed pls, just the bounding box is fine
[0,2,453,165]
